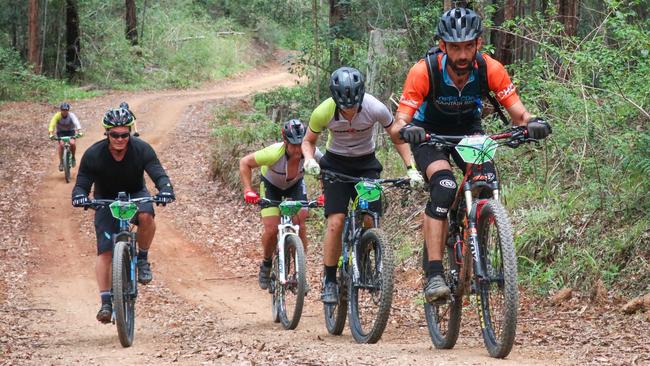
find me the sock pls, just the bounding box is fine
[100,291,111,305]
[426,260,444,279]
[137,249,148,261]
[262,258,272,267]
[325,265,337,284]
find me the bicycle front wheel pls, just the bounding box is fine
[63,148,71,183]
[348,228,394,344]
[476,200,518,358]
[112,241,136,347]
[277,234,306,330]
[423,238,463,349]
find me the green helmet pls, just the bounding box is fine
[102,108,134,129]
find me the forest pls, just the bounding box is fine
[1,0,649,295]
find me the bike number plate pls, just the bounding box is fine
[109,201,138,220]
[279,201,303,217]
[455,136,497,164]
[354,181,381,202]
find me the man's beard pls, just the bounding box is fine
[447,55,475,76]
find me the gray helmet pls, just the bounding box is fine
[329,67,365,109]
[102,108,134,129]
[60,102,71,110]
[282,119,306,144]
[119,102,130,110]
[437,7,482,43]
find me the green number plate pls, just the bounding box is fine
[354,181,382,202]
[455,136,497,164]
[279,201,303,216]
[109,201,138,220]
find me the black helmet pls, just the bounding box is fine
[329,67,365,109]
[437,7,482,43]
[282,119,306,144]
[60,102,71,110]
[102,108,134,129]
[119,102,130,110]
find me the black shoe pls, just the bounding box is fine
[137,259,153,284]
[58,162,64,171]
[424,275,451,303]
[96,303,112,323]
[71,157,76,167]
[258,262,272,290]
[321,281,338,304]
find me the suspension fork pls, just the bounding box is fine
[463,183,488,283]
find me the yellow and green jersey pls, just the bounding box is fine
[253,142,322,190]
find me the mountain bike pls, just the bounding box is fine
[256,198,321,330]
[420,126,538,358]
[51,133,82,183]
[81,192,167,347]
[320,170,410,344]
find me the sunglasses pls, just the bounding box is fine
[108,132,130,139]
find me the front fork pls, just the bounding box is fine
[462,182,499,285]
[276,224,299,285]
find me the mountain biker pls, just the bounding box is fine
[71,108,175,323]
[302,66,425,304]
[239,119,323,290]
[119,102,140,137]
[48,102,82,171]
[395,7,552,303]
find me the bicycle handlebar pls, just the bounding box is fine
[255,198,322,209]
[420,126,536,149]
[81,196,165,210]
[320,169,411,188]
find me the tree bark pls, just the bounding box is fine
[66,0,81,77]
[328,0,351,70]
[126,0,138,45]
[28,0,40,74]
[557,0,579,37]
[312,0,320,101]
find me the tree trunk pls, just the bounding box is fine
[557,0,579,37]
[497,0,515,65]
[312,0,320,101]
[126,0,138,45]
[28,0,40,74]
[328,0,350,70]
[66,0,81,78]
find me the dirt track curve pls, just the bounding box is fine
[0,61,576,365]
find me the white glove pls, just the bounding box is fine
[407,168,424,188]
[304,158,320,176]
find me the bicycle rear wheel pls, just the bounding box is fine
[476,200,518,358]
[348,228,394,343]
[63,148,71,183]
[423,237,464,349]
[112,241,135,347]
[277,234,306,330]
[324,262,348,335]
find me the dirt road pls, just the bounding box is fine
[4,60,641,365]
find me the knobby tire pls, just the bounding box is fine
[476,200,518,358]
[277,234,306,330]
[348,228,394,344]
[63,148,71,183]
[112,241,135,347]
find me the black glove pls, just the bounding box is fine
[72,194,89,207]
[527,118,552,140]
[133,132,140,137]
[155,183,175,205]
[399,124,427,144]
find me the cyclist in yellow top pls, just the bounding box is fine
[48,102,82,171]
[239,119,322,290]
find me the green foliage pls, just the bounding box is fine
[0,46,100,102]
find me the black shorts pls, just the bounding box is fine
[57,130,76,138]
[411,143,497,184]
[94,188,155,255]
[319,151,383,217]
[259,177,307,217]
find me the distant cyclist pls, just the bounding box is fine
[239,119,322,290]
[71,108,175,323]
[119,102,140,137]
[48,102,82,171]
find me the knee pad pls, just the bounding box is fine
[425,170,457,219]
